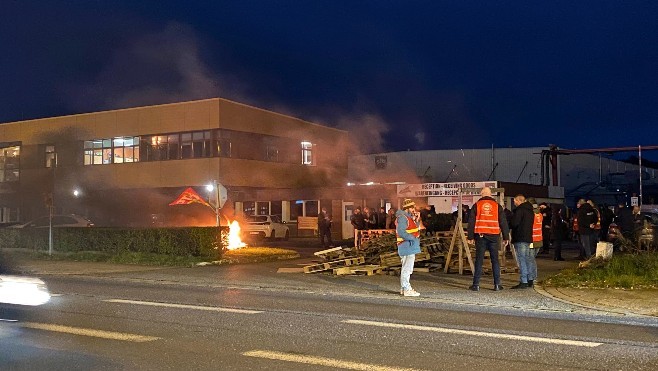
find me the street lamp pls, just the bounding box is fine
[73,189,81,197]
[206,182,219,227]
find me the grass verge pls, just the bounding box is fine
[1,247,299,267]
[544,253,658,289]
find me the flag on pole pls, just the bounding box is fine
[169,187,211,207]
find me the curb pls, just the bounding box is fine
[534,284,648,317]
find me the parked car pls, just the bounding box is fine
[9,214,95,228]
[242,215,289,240]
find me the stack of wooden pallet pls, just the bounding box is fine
[302,233,450,276]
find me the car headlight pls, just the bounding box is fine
[0,275,51,306]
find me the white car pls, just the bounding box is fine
[10,214,94,228]
[242,215,289,240]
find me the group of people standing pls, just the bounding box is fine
[350,206,396,231]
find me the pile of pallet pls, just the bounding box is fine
[303,232,451,276]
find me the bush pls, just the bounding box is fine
[545,253,658,289]
[0,227,227,260]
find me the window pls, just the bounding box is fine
[256,201,270,215]
[181,133,193,159]
[193,131,212,158]
[0,145,20,182]
[84,137,139,165]
[266,146,279,162]
[243,201,255,216]
[45,145,56,168]
[217,138,231,158]
[113,137,139,163]
[167,134,180,160]
[301,141,315,165]
[182,131,211,159]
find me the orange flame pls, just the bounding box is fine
[226,220,246,250]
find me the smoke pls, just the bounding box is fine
[333,112,391,155]
[64,22,246,111]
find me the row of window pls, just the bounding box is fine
[0,130,317,183]
[82,130,315,166]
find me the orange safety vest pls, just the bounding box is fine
[474,199,501,234]
[395,214,420,245]
[532,213,543,242]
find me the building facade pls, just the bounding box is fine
[0,98,349,230]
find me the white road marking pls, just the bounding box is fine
[243,350,423,371]
[21,322,159,342]
[343,320,602,348]
[104,299,263,314]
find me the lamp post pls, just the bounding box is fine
[206,181,220,227]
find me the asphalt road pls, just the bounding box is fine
[2,272,657,370]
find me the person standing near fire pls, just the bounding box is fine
[467,187,510,292]
[396,199,422,297]
[318,207,333,248]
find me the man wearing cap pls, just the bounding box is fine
[395,198,422,297]
[467,187,510,291]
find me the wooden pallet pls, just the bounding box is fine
[333,265,383,276]
[303,256,366,273]
[313,246,347,261]
[379,247,430,268]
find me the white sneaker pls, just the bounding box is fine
[400,289,404,295]
[403,289,420,297]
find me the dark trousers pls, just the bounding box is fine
[553,238,563,259]
[473,235,501,286]
[579,231,594,259]
[319,227,332,247]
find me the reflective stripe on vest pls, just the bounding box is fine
[395,214,420,244]
[474,199,501,234]
[532,213,543,242]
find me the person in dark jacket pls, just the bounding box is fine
[377,207,387,229]
[552,207,568,261]
[467,187,510,292]
[509,195,534,289]
[615,202,634,238]
[317,207,333,248]
[576,199,597,259]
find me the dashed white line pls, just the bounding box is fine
[22,322,159,342]
[343,320,602,347]
[103,299,263,314]
[243,350,423,371]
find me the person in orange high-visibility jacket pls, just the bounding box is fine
[467,187,510,292]
[395,198,422,297]
[527,200,543,287]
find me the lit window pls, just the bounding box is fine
[301,141,315,165]
[45,145,56,168]
[84,137,140,165]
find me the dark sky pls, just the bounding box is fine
[2,1,658,156]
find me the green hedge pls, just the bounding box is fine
[0,227,228,259]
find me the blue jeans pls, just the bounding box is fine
[528,247,538,281]
[513,242,531,283]
[473,235,501,286]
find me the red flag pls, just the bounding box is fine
[169,187,211,207]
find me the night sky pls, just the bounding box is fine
[2,1,658,157]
